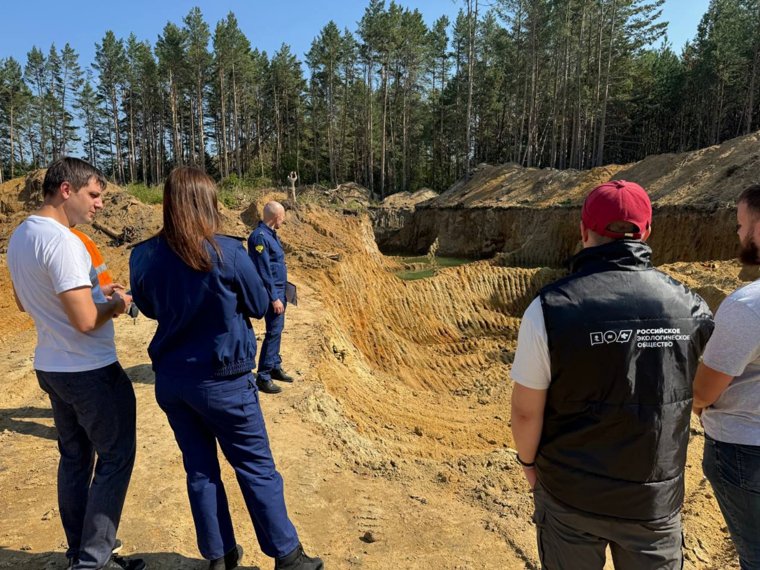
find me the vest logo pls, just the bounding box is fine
[590,329,633,346]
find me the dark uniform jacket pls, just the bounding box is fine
[248,221,287,304]
[537,240,714,520]
[129,234,269,378]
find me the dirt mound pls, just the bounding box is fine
[380,188,437,208]
[431,130,760,209]
[375,131,760,264]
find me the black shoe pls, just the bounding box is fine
[209,544,243,569]
[101,555,146,570]
[271,368,294,383]
[257,378,282,394]
[275,544,323,570]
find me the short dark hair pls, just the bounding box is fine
[738,184,760,214]
[42,157,107,197]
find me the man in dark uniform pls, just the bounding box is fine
[249,201,294,394]
[510,180,714,569]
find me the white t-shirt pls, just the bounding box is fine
[7,215,117,372]
[510,297,551,390]
[701,279,760,445]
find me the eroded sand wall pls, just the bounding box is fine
[374,205,738,266]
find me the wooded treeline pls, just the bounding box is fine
[0,0,759,195]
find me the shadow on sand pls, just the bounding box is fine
[0,406,57,441]
[124,363,155,385]
[0,548,262,569]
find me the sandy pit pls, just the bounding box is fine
[0,159,749,569]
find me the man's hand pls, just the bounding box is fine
[523,466,537,490]
[102,282,126,297]
[111,290,131,317]
[272,299,285,315]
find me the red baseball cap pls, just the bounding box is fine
[581,180,652,239]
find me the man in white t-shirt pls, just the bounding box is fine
[7,158,145,570]
[693,183,760,569]
[510,181,713,569]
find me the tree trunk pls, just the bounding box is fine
[197,75,205,171]
[745,41,760,135]
[465,0,478,175]
[218,68,228,177]
[231,65,241,176]
[169,70,182,166]
[110,87,124,181]
[9,106,15,178]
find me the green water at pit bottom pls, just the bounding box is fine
[393,256,474,281]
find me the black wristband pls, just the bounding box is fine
[516,454,536,468]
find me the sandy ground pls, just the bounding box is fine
[0,171,746,569]
[0,277,529,570]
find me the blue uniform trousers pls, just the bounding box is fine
[257,300,286,381]
[36,362,137,570]
[155,371,300,560]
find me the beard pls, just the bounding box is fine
[739,234,760,265]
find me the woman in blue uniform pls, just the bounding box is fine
[129,167,322,570]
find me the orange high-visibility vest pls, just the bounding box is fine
[70,228,114,288]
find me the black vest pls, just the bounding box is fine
[537,240,713,520]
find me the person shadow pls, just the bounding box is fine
[0,548,262,569]
[124,363,155,385]
[0,406,57,440]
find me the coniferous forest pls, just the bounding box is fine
[0,0,759,196]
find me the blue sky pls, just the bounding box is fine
[0,0,710,69]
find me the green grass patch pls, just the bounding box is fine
[218,174,273,208]
[126,183,163,205]
[394,256,473,281]
[399,256,472,268]
[397,268,438,281]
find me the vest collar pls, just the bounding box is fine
[570,239,653,274]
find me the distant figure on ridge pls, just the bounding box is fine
[510,180,714,569]
[693,183,760,569]
[249,201,294,394]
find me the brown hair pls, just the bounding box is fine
[43,157,107,197]
[162,166,221,272]
[738,184,760,215]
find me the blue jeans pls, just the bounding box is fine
[257,301,286,381]
[36,363,137,570]
[703,435,760,570]
[155,371,299,560]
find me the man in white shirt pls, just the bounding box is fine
[8,158,145,570]
[693,183,760,569]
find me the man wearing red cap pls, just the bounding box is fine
[510,180,714,569]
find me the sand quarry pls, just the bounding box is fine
[2,132,760,569]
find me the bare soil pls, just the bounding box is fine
[0,168,747,569]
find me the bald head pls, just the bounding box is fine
[263,201,286,229]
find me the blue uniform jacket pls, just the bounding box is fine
[248,221,287,304]
[129,234,269,378]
